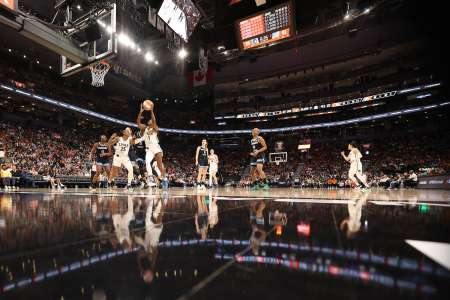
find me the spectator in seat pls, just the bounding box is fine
[405,170,418,188]
[43,168,66,189]
[378,173,391,189]
[0,140,6,165]
[389,173,402,189]
[1,164,16,190]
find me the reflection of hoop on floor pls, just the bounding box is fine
[90,61,110,87]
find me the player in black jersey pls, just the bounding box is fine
[134,130,148,188]
[89,135,112,188]
[249,128,269,190]
[195,139,209,189]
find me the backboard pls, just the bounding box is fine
[60,3,117,78]
[269,152,288,165]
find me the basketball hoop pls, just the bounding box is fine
[90,61,110,87]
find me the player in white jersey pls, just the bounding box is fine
[108,127,137,190]
[208,149,219,187]
[341,141,369,188]
[136,103,168,189]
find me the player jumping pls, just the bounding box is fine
[136,103,168,189]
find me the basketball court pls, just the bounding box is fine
[1,0,449,299]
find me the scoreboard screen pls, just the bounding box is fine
[235,1,295,50]
[0,0,17,11]
[158,0,201,42]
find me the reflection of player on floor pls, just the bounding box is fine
[194,195,218,240]
[341,141,369,188]
[340,190,369,238]
[250,128,269,190]
[108,128,137,190]
[249,201,267,255]
[208,149,219,187]
[195,139,208,189]
[135,198,164,284]
[111,196,134,251]
[136,103,168,189]
[89,135,111,188]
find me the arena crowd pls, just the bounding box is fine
[1,121,449,189]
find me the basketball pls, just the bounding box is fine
[143,100,154,111]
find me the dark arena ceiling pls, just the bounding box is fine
[1,0,447,99]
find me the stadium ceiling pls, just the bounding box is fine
[15,0,375,52]
[3,0,405,96]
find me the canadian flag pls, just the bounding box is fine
[188,65,214,87]
[193,70,207,86]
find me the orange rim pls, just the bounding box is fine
[90,60,110,70]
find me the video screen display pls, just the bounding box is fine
[158,0,201,42]
[235,1,294,50]
[0,0,17,10]
[298,139,311,150]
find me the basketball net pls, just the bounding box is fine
[90,61,110,87]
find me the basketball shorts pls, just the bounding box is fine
[96,158,109,167]
[250,156,265,166]
[209,162,218,173]
[128,151,137,162]
[348,161,363,178]
[198,158,208,168]
[146,144,163,155]
[135,150,146,165]
[112,155,132,168]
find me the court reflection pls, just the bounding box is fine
[249,200,268,255]
[340,190,369,238]
[194,194,219,240]
[0,190,449,300]
[135,197,165,284]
